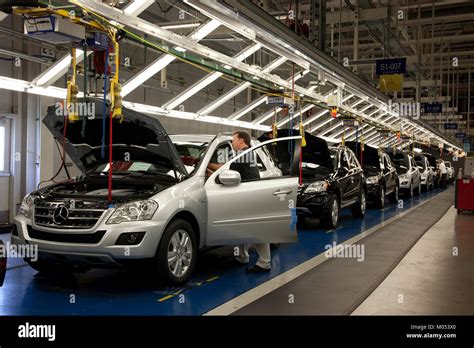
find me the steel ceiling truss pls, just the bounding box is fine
[1,0,461,152]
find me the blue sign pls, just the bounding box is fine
[455,133,466,139]
[463,139,471,143]
[376,58,406,75]
[444,123,458,130]
[421,103,442,113]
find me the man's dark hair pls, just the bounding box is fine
[233,130,251,147]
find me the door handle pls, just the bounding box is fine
[273,188,293,196]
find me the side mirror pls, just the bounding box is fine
[217,170,241,186]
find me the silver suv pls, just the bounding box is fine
[391,152,421,198]
[414,154,434,191]
[12,100,300,284]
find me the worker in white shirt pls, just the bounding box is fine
[438,159,447,189]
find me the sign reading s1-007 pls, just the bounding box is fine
[376,58,406,75]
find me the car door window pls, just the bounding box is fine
[384,155,392,169]
[256,152,267,172]
[340,150,350,169]
[349,151,360,169]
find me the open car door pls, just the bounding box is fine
[204,136,300,246]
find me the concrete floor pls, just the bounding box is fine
[352,207,474,315]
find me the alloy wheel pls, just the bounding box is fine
[167,229,193,278]
[331,199,339,227]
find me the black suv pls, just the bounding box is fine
[344,142,399,208]
[259,130,367,229]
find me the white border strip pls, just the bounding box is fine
[204,191,445,315]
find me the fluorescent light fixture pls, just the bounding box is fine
[123,101,271,131]
[174,46,186,52]
[277,104,315,128]
[0,74,464,151]
[230,97,267,120]
[122,55,176,96]
[303,109,329,127]
[0,76,30,92]
[161,23,201,30]
[223,65,232,70]
[197,57,286,116]
[163,43,260,110]
[122,20,220,97]
[33,50,85,87]
[310,115,338,133]
[198,83,249,115]
[123,0,155,15]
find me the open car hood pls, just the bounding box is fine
[43,99,188,176]
[258,129,332,172]
[345,141,380,170]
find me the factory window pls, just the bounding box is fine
[0,118,11,175]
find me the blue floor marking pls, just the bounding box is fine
[0,187,448,315]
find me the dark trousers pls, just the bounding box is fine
[440,174,447,189]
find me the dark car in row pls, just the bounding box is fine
[259,130,366,229]
[345,142,399,208]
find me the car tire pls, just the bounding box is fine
[270,243,280,250]
[351,190,366,218]
[154,218,197,285]
[375,185,385,209]
[415,180,421,196]
[320,194,339,229]
[296,215,306,227]
[406,182,414,198]
[388,185,399,204]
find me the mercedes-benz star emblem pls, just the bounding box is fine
[52,206,69,225]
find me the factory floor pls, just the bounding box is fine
[2,184,471,316]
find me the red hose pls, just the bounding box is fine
[108,110,113,203]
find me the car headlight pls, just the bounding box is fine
[399,174,408,180]
[107,200,158,224]
[19,194,34,219]
[366,176,379,184]
[305,181,329,194]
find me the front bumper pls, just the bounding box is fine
[399,177,411,189]
[12,213,167,268]
[297,192,330,217]
[366,183,380,199]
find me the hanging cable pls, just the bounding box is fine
[66,47,79,122]
[101,44,109,159]
[298,101,304,186]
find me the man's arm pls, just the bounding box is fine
[207,163,223,172]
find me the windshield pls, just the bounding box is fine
[415,157,426,170]
[172,141,209,175]
[90,161,179,180]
